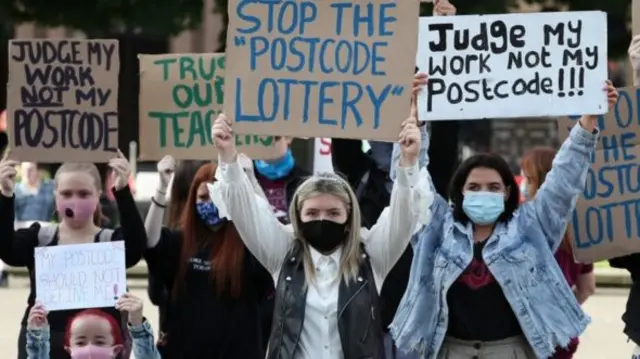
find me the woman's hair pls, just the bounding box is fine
[289,172,362,286]
[54,163,103,226]
[449,153,520,225]
[167,160,208,229]
[521,146,571,250]
[64,309,123,347]
[174,163,245,298]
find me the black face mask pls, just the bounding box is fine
[299,220,348,253]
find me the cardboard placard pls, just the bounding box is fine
[138,53,281,160]
[417,11,608,121]
[224,0,419,142]
[34,242,126,311]
[558,86,640,262]
[7,39,119,162]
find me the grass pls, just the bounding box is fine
[595,261,610,268]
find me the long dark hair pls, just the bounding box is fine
[166,160,208,229]
[173,164,246,298]
[449,153,520,225]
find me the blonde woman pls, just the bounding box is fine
[209,111,433,359]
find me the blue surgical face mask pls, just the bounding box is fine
[196,201,226,227]
[462,191,505,225]
[254,149,294,180]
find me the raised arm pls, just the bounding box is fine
[519,121,597,251]
[210,114,294,274]
[109,152,146,267]
[145,156,175,248]
[0,157,39,266]
[363,109,435,283]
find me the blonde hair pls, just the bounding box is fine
[289,172,363,286]
[54,163,103,226]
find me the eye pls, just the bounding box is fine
[304,210,318,217]
[329,211,341,217]
[59,190,73,198]
[198,195,210,202]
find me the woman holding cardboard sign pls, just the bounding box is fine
[389,79,618,358]
[209,102,434,359]
[0,151,147,359]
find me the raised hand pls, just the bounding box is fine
[0,151,19,197]
[108,150,132,191]
[157,155,176,192]
[115,293,144,326]
[212,113,237,163]
[399,102,421,166]
[433,0,456,16]
[27,302,48,329]
[579,80,619,132]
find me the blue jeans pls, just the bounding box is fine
[384,333,419,359]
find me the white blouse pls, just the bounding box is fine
[209,157,433,359]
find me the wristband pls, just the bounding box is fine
[151,197,167,208]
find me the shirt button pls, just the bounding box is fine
[324,315,328,319]
[324,345,329,349]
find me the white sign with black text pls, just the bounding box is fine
[416,11,608,121]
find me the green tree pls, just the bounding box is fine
[1,0,205,37]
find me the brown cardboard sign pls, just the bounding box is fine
[557,86,640,262]
[7,39,119,162]
[138,53,281,160]
[223,0,419,142]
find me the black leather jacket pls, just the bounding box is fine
[266,244,384,359]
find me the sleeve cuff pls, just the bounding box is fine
[127,319,153,337]
[27,327,50,340]
[570,122,598,147]
[394,162,420,188]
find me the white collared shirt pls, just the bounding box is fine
[211,159,434,359]
[296,247,342,359]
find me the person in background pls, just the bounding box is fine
[253,136,308,223]
[146,160,207,337]
[520,147,596,359]
[390,80,617,358]
[609,35,640,359]
[26,293,160,359]
[0,151,147,359]
[0,110,7,155]
[210,109,432,358]
[14,162,55,222]
[144,159,274,358]
[101,168,137,228]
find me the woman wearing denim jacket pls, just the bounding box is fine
[389,77,618,359]
[25,293,160,359]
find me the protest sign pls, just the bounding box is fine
[34,241,126,311]
[224,0,419,142]
[313,138,334,173]
[634,0,640,35]
[7,39,119,162]
[558,86,640,262]
[417,11,608,121]
[139,53,281,160]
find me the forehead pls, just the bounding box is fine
[301,193,347,211]
[196,182,211,194]
[70,315,112,335]
[465,167,504,185]
[56,172,96,190]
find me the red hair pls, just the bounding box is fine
[521,146,572,251]
[64,309,123,347]
[174,163,246,298]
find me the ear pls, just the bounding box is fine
[284,136,294,146]
[65,346,71,354]
[112,344,123,355]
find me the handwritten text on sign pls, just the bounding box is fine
[7,40,119,162]
[138,53,280,160]
[417,11,608,121]
[225,0,419,141]
[558,87,640,262]
[35,242,126,311]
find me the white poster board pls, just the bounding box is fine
[35,242,126,311]
[417,11,608,121]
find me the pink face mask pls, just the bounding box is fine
[69,345,115,359]
[56,197,98,224]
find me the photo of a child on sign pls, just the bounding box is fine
[224,0,419,142]
[416,11,609,121]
